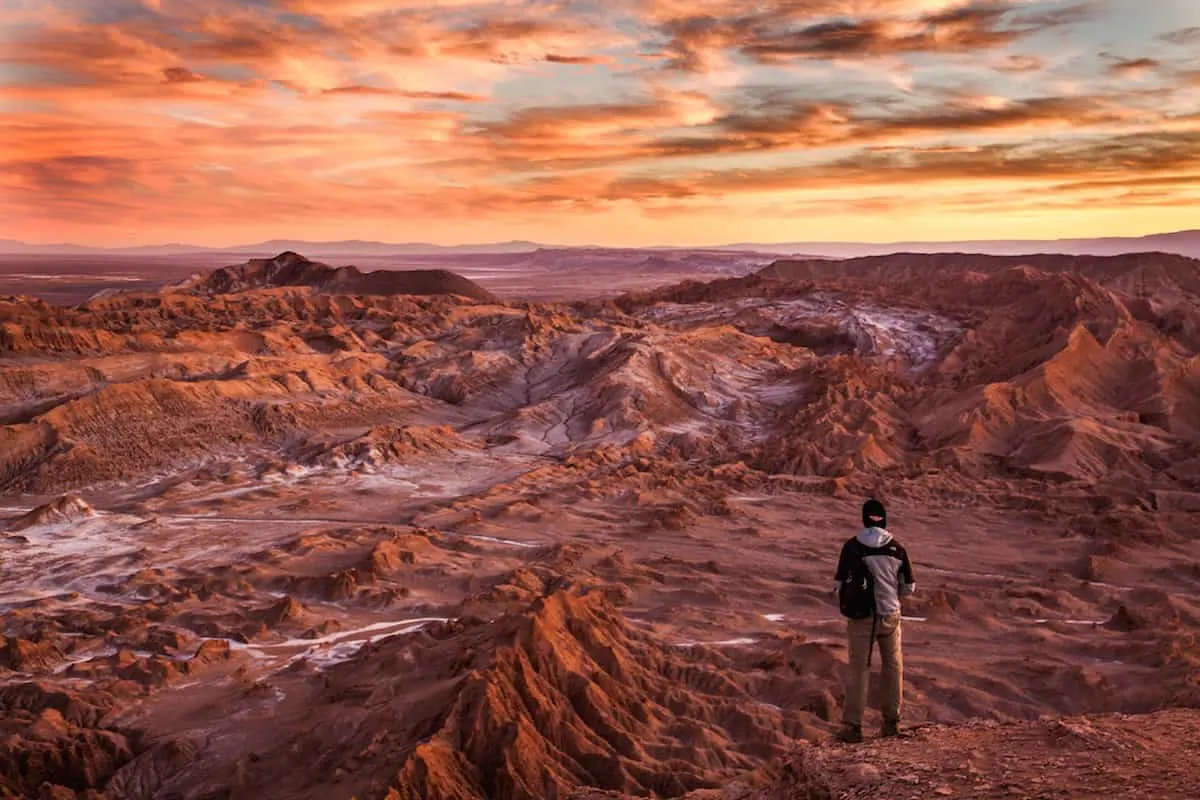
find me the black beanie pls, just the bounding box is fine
[862,499,887,529]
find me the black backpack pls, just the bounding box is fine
[838,540,876,620]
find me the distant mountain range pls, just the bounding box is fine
[712,229,1200,259]
[1,230,1197,259]
[0,239,546,257]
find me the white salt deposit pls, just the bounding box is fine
[466,534,541,549]
[641,295,960,373]
[673,637,758,647]
[225,617,452,672]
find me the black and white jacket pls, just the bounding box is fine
[834,527,916,616]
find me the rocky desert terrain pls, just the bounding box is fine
[2,249,1199,799]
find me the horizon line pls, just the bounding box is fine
[3,227,1198,253]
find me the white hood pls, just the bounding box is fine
[857,527,893,548]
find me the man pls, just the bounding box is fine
[834,498,915,743]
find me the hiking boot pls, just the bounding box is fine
[881,720,900,738]
[836,723,864,744]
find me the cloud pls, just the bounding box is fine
[744,7,1019,61]
[321,85,487,102]
[162,67,206,84]
[1159,26,1200,47]
[459,81,1187,176]
[994,54,1046,73]
[1106,57,1161,78]
[639,91,1171,161]
[431,18,605,63]
[471,90,722,170]
[482,91,717,137]
[1054,174,1200,193]
[0,2,617,100]
[646,1,1089,72]
[515,131,1200,226]
[820,130,1200,183]
[544,53,614,65]
[576,128,1200,204]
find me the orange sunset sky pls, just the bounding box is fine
[1,0,1198,247]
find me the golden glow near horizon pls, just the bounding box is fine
[1,0,1198,247]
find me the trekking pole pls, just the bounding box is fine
[867,611,877,669]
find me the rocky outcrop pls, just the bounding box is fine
[184,251,498,303]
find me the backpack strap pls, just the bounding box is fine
[852,538,880,668]
[846,537,869,561]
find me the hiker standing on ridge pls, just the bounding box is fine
[834,498,915,743]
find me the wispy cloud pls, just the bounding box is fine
[1106,56,1162,78]
[644,1,1086,72]
[994,54,1047,73]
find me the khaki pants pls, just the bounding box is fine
[842,613,902,727]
